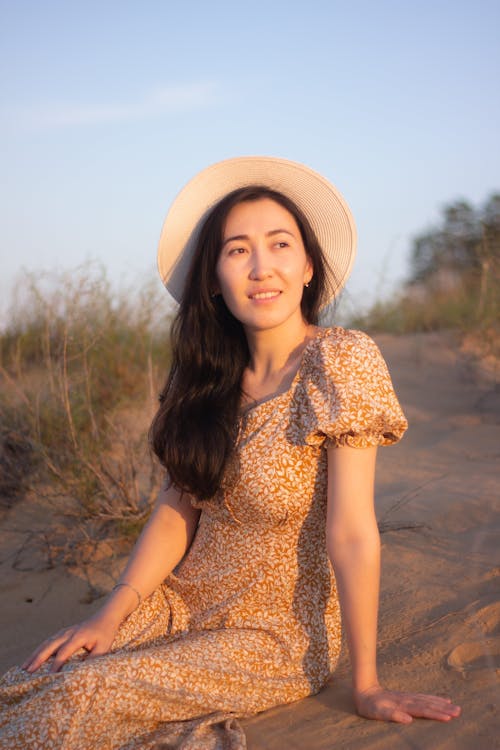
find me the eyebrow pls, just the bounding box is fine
[222,229,295,247]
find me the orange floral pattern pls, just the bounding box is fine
[0,327,407,749]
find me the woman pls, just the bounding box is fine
[0,157,460,749]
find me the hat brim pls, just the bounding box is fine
[158,156,357,306]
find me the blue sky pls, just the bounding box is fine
[1,0,499,321]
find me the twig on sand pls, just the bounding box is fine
[378,521,429,534]
[380,473,450,522]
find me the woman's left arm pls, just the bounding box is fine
[326,444,461,723]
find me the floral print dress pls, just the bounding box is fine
[0,327,407,750]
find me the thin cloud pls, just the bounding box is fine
[10,82,216,130]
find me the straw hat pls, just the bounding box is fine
[157,156,357,305]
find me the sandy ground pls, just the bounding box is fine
[1,331,499,748]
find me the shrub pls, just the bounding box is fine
[0,265,173,529]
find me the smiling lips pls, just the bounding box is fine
[248,290,282,300]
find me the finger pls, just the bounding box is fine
[22,636,57,669]
[86,642,111,659]
[432,702,461,718]
[411,693,455,706]
[24,627,74,659]
[413,704,461,721]
[402,699,462,721]
[410,693,460,707]
[23,632,73,673]
[391,710,413,724]
[394,693,461,713]
[50,637,94,673]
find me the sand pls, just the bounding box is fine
[1,331,499,748]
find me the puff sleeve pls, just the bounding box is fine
[295,328,408,448]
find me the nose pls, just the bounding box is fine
[248,245,272,280]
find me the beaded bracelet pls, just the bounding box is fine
[112,582,142,608]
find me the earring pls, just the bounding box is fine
[304,281,310,288]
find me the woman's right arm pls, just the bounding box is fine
[22,483,200,673]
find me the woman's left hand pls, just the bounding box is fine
[354,685,461,724]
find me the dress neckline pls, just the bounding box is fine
[239,327,332,416]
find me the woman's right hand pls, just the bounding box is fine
[21,610,121,674]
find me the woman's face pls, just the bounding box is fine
[216,198,313,333]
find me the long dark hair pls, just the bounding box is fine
[150,186,337,500]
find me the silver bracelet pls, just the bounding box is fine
[112,582,142,608]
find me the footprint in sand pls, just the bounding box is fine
[447,601,500,676]
[447,638,500,674]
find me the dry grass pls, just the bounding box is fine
[349,265,500,359]
[0,266,172,539]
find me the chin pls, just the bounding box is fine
[227,296,305,332]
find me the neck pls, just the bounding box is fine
[244,318,316,381]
